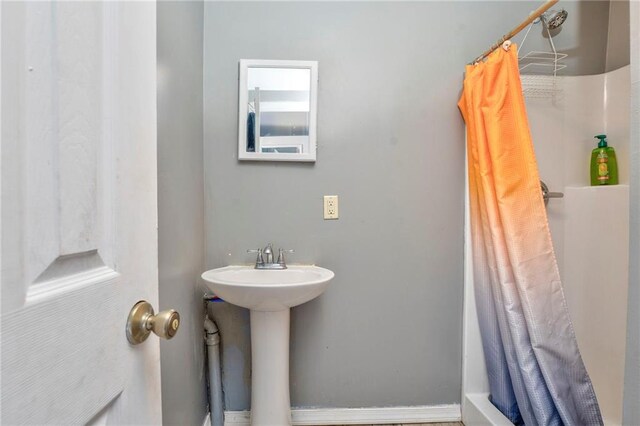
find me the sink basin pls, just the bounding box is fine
[201,265,334,311]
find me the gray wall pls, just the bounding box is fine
[157,2,208,425]
[623,1,639,423]
[203,1,612,411]
[606,0,631,72]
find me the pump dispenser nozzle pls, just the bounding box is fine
[595,134,608,148]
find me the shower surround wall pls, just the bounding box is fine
[203,1,613,414]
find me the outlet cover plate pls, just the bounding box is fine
[323,195,339,220]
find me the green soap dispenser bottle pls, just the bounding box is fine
[590,134,618,185]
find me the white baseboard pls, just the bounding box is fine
[222,404,461,425]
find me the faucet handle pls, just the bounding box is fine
[247,248,264,265]
[277,249,294,265]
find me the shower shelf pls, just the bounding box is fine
[565,184,629,189]
[520,74,563,99]
[519,51,568,74]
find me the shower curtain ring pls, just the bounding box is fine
[502,40,512,51]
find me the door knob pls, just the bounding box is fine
[126,300,180,345]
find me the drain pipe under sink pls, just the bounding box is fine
[205,313,224,426]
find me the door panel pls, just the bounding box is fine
[3,275,124,424]
[1,2,160,424]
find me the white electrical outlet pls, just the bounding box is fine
[323,195,339,220]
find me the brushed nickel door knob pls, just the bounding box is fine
[126,300,180,345]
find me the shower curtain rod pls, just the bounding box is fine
[470,0,559,64]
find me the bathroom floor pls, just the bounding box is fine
[312,423,464,426]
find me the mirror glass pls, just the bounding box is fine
[238,60,318,162]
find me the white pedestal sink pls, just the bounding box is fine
[201,265,334,426]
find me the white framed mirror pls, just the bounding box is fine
[238,59,318,162]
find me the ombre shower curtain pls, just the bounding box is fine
[458,46,603,425]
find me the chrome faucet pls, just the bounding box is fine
[248,244,294,269]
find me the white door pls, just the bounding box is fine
[1,2,163,424]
